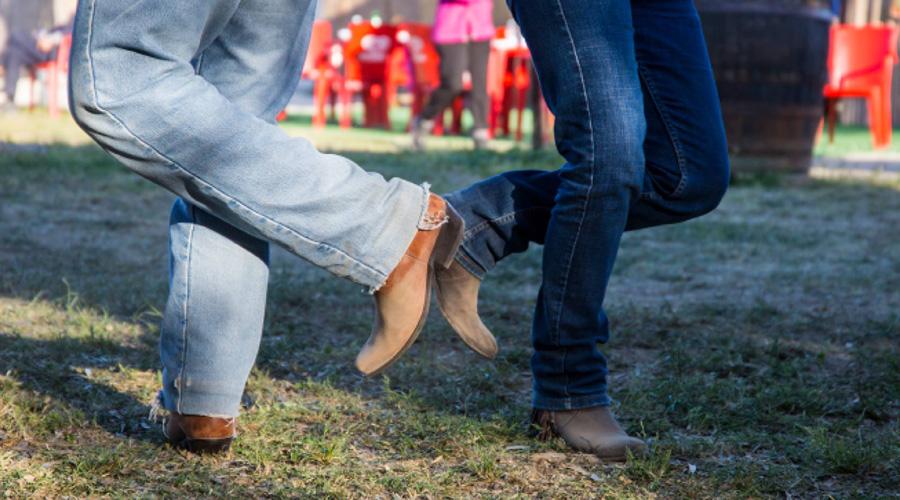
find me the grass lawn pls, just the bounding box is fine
[1,110,899,499]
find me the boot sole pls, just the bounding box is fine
[364,203,465,379]
[178,436,234,455]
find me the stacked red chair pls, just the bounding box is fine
[301,20,342,128]
[342,21,398,129]
[487,29,533,142]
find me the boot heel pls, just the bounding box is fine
[432,203,465,270]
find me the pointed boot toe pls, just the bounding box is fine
[531,406,647,461]
[434,260,498,359]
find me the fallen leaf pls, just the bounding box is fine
[531,452,567,463]
[505,445,530,452]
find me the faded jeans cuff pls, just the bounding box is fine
[531,392,610,411]
[367,182,433,294]
[454,249,488,280]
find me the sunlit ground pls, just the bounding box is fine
[1,108,898,499]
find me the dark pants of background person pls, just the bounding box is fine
[0,31,55,101]
[419,40,491,131]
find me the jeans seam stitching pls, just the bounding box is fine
[456,251,484,278]
[637,64,689,198]
[462,206,549,241]
[175,208,196,414]
[553,0,595,399]
[80,7,389,284]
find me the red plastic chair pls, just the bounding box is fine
[299,20,341,128]
[823,24,899,150]
[341,21,398,129]
[395,22,465,135]
[386,44,409,108]
[487,37,533,142]
[30,34,72,119]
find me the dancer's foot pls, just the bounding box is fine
[0,100,17,115]
[165,413,236,454]
[531,406,647,461]
[472,128,490,150]
[411,117,434,151]
[434,260,498,359]
[355,194,465,377]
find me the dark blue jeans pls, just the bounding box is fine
[445,0,730,410]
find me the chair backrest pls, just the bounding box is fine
[343,21,397,83]
[396,22,440,89]
[302,20,333,78]
[57,34,72,73]
[828,24,899,89]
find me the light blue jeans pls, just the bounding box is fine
[68,0,431,417]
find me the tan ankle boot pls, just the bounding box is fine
[531,406,647,461]
[165,413,236,454]
[355,194,465,377]
[434,260,498,359]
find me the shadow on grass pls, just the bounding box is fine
[0,333,161,445]
[2,142,900,478]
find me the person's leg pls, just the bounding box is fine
[506,0,647,412]
[467,40,491,147]
[68,0,429,292]
[160,200,270,451]
[1,31,52,102]
[467,40,491,129]
[158,0,320,424]
[442,0,728,458]
[70,0,463,450]
[419,43,468,122]
[446,0,728,275]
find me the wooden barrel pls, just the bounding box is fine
[695,0,832,173]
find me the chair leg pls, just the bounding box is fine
[339,82,352,129]
[825,98,837,145]
[312,72,327,128]
[867,91,889,150]
[30,70,36,112]
[513,59,529,142]
[878,88,892,148]
[451,95,464,135]
[48,67,59,119]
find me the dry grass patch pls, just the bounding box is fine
[1,114,898,498]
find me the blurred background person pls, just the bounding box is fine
[0,14,73,113]
[412,0,495,150]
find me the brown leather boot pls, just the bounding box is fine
[165,413,236,454]
[355,194,465,377]
[434,260,498,359]
[531,406,647,461]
